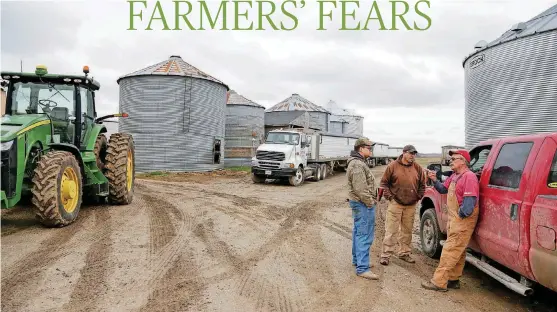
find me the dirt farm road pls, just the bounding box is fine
[1,166,556,312]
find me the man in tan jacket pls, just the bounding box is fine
[347,137,379,280]
[379,145,426,265]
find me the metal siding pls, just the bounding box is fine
[387,147,403,158]
[308,111,328,131]
[329,121,344,134]
[373,144,390,157]
[464,30,557,148]
[224,104,265,167]
[336,115,364,137]
[118,76,226,173]
[313,135,353,161]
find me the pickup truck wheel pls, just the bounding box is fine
[252,173,265,183]
[420,208,443,258]
[289,167,304,186]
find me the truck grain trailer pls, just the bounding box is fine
[441,145,465,165]
[251,129,358,186]
[367,142,390,167]
[387,146,403,161]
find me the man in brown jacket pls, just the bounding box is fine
[347,137,379,280]
[379,144,425,265]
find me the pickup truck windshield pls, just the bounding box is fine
[265,132,300,145]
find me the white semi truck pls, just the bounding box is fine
[251,129,358,186]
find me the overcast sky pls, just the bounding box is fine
[1,0,554,153]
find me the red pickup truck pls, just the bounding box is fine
[419,132,557,296]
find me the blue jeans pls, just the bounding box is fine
[350,200,376,274]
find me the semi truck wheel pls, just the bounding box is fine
[289,166,304,186]
[106,133,135,205]
[320,163,327,180]
[31,151,83,227]
[420,208,443,258]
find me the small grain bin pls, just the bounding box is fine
[116,55,229,172]
[325,100,364,137]
[265,93,330,132]
[224,90,265,167]
[462,5,557,148]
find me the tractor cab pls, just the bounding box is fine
[2,65,100,148]
[1,65,135,228]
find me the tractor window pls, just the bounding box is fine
[488,142,533,189]
[11,82,75,117]
[79,87,94,117]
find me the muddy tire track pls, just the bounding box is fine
[62,207,113,311]
[139,254,205,312]
[0,212,90,311]
[143,193,179,255]
[133,189,206,310]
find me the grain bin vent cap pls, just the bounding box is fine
[117,55,229,90]
[462,4,557,67]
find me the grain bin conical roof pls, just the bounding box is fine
[227,90,264,108]
[117,55,229,89]
[265,93,330,113]
[463,4,557,66]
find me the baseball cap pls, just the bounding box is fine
[403,144,418,154]
[354,137,375,147]
[449,149,471,162]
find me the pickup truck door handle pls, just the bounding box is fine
[510,203,519,221]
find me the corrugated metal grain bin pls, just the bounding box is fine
[116,55,229,173]
[463,5,557,148]
[265,93,331,132]
[225,90,265,167]
[329,114,347,135]
[324,100,364,137]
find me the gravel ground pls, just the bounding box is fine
[1,166,556,312]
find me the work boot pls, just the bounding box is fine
[397,254,416,263]
[447,280,461,289]
[357,271,379,280]
[421,280,448,292]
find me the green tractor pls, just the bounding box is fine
[1,65,135,227]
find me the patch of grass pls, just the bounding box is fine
[226,166,251,172]
[415,157,441,166]
[137,171,168,178]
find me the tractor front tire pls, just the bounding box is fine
[106,133,135,205]
[31,151,83,227]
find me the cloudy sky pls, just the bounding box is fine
[1,0,554,153]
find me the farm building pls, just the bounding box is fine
[325,100,364,137]
[265,93,331,133]
[463,4,557,148]
[224,90,265,167]
[116,55,229,173]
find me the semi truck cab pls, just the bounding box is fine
[251,130,312,186]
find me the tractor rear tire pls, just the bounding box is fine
[31,151,83,227]
[94,133,108,172]
[106,133,135,205]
